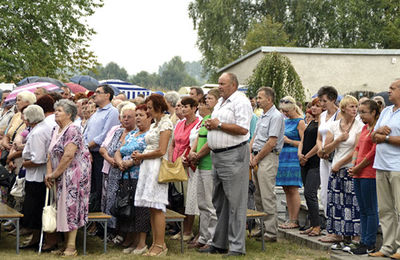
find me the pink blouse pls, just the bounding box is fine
[172,118,199,162]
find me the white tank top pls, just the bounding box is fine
[318,110,339,146]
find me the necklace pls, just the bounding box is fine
[339,118,355,133]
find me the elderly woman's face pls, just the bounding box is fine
[16,96,30,111]
[55,106,71,124]
[136,109,151,130]
[121,109,135,130]
[181,104,196,118]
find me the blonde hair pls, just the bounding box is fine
[17,91,36,105]
[279,96,302,116]
[117,101,133,115]
[339,95,358,115]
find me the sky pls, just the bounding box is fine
[86,0,202,76]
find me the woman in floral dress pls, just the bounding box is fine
[45,100,91,257]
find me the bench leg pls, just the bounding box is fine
[103,221,107,253]
[83,223,87,255]
[16,219,20,254]
[261,218,265,251]
[180,220,184,253]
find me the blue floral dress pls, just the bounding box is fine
[276,118,303,187]
[118,129,150,232]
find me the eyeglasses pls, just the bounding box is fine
[95,91,105,95]
[280,99,293,104]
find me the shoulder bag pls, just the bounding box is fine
[158,157,188,183]
[42,185,57,233]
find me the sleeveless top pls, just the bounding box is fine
[318,110,338,146]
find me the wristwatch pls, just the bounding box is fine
[385,135,390,143]
[217,122,222,129]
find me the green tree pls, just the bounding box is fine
[247,52,305,106]
[0,0,103,82]
[189,0,266,81]
[129,71,160,88]
[159,56,198,90]
[242,16,293,53]
[189,0,400,77]
[96,62,128,81]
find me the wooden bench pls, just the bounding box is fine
[0,203,24,254]
[83,212,112,255]
[165,209,186,253]
[247,209,268,251]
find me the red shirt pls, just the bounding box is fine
[172,118,200,162]
[353,124,376,179]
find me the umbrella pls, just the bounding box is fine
[65,82,88,94]
[16,76,39,86]
[4,82,60,107]
[32,77,66,87]
[70,75,99,91]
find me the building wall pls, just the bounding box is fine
[225,52,400,99]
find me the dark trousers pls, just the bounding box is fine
[354,178,378,247]
[301,166,320,227]
[90,151,104,212]
[21,181,46,229]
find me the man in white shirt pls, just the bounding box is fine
[199,72,252,257]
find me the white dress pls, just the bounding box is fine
[318,110,338,215]
[184,120,201,215]
[134,115,173,212]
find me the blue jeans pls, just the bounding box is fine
[353,178,378,247]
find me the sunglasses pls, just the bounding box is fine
[280,99,293,104]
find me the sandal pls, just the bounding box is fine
[61,249,77,257]
[319,234,342,243]
[300,227,313,235]
[308,229,322,237]
[144,243,168,257]
[279,220,299,229]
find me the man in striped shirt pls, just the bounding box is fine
[199,72,252,257]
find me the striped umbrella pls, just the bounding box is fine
[4,82,60,106]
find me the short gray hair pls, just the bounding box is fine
[116,101,133,114]
[54,99,77,121]
[17,91,37,105]
[23,105,45,124]
[120,103,136,116]
[164,91,180,107]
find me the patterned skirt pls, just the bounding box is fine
[276,146,302,187]
[326,168,360,236]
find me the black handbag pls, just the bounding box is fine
[0,165,14,188]
[110,174,134,219]
[168,182,184,213]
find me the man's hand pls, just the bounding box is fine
[376,126,391,136]
[205,118,220,130]
[374,133,387,144]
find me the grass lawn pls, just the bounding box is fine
[0,230,330,260]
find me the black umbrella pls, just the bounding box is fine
[70,75,99,91]
[16,76,39,86]
[373,91,392,106]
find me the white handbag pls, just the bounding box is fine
[42,186,57,233]
[10,176,25,197]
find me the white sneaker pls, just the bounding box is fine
[331,242,345,250]
[132,246,148,255]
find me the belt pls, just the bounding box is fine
[212,141,247,154]
[252,149,280,156]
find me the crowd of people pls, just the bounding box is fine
[0,72,399,258]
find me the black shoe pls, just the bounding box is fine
[198,245,228,254]
[350,243,376,255]
[223,251,245,257]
